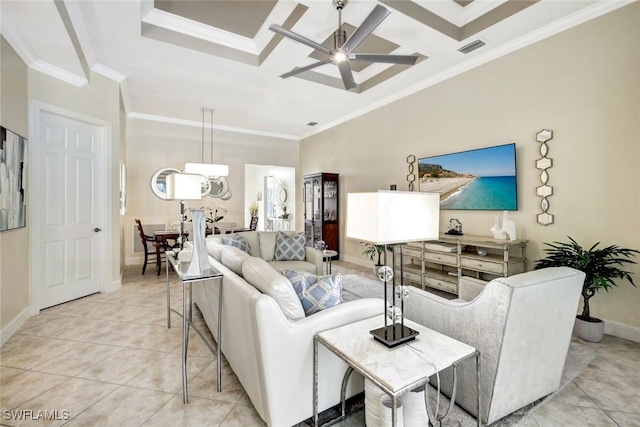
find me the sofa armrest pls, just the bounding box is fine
[304,246,324,275]
[458,276,487,301]
[254,297,385,426]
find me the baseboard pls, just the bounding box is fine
[604,319,640,343]
[0,306,31,346]
[104,278,121,293]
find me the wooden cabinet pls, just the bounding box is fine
[303,173,339,256]
[397,234,528,296]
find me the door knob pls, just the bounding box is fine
[93,227,102,232]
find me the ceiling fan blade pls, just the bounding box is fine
[351,53,418,65]
[338,61,356,90]
[343,5,391,53]
[269,24,333,56]
[280,59,333,79]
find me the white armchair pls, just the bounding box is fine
[403,267,584,425]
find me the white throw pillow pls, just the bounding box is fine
[242,257,305,321]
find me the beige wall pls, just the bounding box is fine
[0,37,30,332]
[124,118,299,264]
[300,4,640,338]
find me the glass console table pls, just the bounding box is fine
[165,251,224,403]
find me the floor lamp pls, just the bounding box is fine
[346,190,440,347]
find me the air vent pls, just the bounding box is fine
[307,122,318,126]
[458,39,486,54]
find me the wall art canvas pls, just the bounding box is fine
[418,143,517,210]
[0,126,27,231]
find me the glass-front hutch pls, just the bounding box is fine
[303,173,339,257]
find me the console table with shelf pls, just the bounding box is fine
[397,234,528,296]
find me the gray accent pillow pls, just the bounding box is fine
[222,234,252,255]
[274,232,306,261]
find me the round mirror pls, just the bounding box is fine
[208,177,230,199]
[151,168,180,199]
[280,188,287,204]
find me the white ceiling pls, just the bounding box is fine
[0,0,631,140]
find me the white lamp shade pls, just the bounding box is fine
[346,191,440,244]
[166,173,203,200]
[184,162,229,177]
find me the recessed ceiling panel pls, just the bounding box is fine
[155,0,277,39]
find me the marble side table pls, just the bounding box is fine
[314,315,481,426]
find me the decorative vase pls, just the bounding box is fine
[574,316,605,342]
[490,215,506,239]
[402,386,428,427]
[380,395,403,427]
[185,209,212,276]
[500,210,517,241]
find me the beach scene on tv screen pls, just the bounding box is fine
[418,143,517,210]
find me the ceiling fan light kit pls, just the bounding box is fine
[269,0,418,90]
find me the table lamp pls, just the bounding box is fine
[346,190,440,347]
[166,173,202,252]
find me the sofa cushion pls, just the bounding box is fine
[221,246,251,277]
[270,260,316,275]
[222,234,252,255]
[205,237,224,261]
[282,270,343,316]
[242,257,305,321]
[258,232,278,261]
[274,232,306,261]
[240,232,261,259]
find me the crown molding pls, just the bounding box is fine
[91,63,126,82]
[30,60,88,87]
[128,112,299,141]
[299,0,634,140]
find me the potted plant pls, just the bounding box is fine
[249,203,259,218]
[534,236,639,342]
[361,243,393,276]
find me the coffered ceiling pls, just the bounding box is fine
[0,0,630,139]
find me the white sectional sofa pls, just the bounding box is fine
[193,231,384,427]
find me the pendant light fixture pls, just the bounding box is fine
[184,107,229,177]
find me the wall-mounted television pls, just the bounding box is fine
[418,143,517,210]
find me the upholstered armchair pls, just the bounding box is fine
[403,267,584,425]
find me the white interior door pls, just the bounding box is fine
[34,110,105,309]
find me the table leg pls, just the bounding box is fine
[182,281,190,404]
[391,395,397,427]
[156,239,162,276]
[166,257,171,329]
[217,277,223,393]
[476,352,482,427]
[313,337,319,427]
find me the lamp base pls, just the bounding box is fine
[370,324,419,348]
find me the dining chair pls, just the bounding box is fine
[249,216,259,231]
[135,219,167,275]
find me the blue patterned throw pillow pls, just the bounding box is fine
[221,234,252,255]
[274,232,306,261]
[282,269,343,315]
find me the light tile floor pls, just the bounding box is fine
[1,261,639,427]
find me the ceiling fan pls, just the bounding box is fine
[269,0,418,90]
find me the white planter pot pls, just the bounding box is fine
[574,316,605,342]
